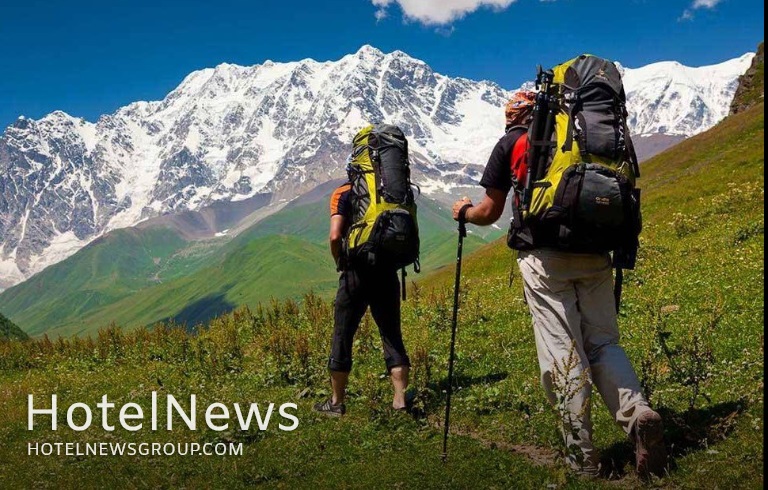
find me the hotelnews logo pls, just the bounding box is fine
[26,393,299,457]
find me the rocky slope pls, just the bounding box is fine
[730,42,764,115]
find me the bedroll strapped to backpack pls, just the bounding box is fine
[509,55,642,309]
[345,124,420,289]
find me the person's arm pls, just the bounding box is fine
[452,188,507,226]
[451,133,515,227]
[329,215,345,264]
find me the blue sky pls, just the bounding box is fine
[0,0,763,128]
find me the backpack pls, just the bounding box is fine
[345,124,420,273]
[511,54,642,270]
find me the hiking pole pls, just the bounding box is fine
[442,204,470,463]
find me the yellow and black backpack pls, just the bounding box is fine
[345,124,420,273]
[511,54,642,271]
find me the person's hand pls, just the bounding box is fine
[452,197,473,222]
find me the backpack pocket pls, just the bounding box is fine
[575,108,623,161]
[370,127,412,205]
[575,165,625,227]
[542,163,639,253]
[368,209,420,268]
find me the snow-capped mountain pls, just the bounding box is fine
[620,53,755,136]
[0,46,509,288]
[0,46,754,289]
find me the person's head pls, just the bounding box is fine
[505,90,536,129]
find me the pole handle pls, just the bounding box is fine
[457,204,472,238]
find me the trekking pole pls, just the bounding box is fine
[442,205,470,462]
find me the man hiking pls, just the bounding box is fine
[451,76,667,478]
[314,124,419,416]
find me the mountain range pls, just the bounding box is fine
[0,46,758,337]
[0,47,754,291]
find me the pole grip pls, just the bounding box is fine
[457,204,472,238]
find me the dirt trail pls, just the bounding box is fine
[433,419,646,487]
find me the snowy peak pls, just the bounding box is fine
[622,53,754,136]
[0,46,508,288]
[0,47,754,290]
[354,44,386,59]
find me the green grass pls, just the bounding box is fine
[0,103,763,489]
[230,201,332,245]
[80,196,491,335]
[225,193,494,269]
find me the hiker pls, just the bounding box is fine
[452,58,667,480]
[314,124,420,417]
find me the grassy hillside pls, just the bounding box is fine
[0,312,27,341]
[65,235,338,337]
[1,193,492,337]
[0,226,224,336]
[74,197,490,336]
[0,100,762,488]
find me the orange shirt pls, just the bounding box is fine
[330,183,352,218]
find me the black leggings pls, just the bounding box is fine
[328,266,410,373]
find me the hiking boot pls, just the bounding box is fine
[565,453,600,479]
[634,410,668,479]
[575,465,601,480]
[313,399,346,417]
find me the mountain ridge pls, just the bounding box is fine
[0,47,754,290]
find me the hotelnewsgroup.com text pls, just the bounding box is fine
[28,441,243,457]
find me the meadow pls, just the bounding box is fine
[0,103,763,488]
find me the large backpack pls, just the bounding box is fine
[511,54,642,270]
[345,124,420,272]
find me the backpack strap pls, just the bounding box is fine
[621,111,640,178]
[562,92,581,153]
[368,147,383,204]
[506,127,528,230]
[614,267,624,312]
[401,267,407,301]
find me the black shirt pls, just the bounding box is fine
[479,128,528,195]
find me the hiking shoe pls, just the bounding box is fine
[634,410,668,479]
[313,399,346,417]
[574,465,601,480]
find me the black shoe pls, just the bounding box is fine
[313,399,346,417]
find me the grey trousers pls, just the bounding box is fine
[517,249,651,473]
